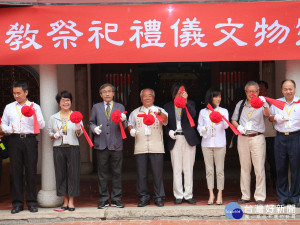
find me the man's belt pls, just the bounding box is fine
[11,133,37,138]
[242,132,262,137]
[277,130,300,136]
[175,131,184,135]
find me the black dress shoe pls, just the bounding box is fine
[154,200,164,207]
[186,198,196,204]
[28,206,38,213]
[97,200,109,209]
[174,199,183,204]
[111,200,125,208]
[68,207,75,211]
[137,200,150,207]
[11,206,23,214]
[289,202,300,208]
[61,206,69,210]
[276,202,287,207]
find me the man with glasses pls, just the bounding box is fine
[89,83,127,209]
[232,81,270,205]
[269,79,300,207]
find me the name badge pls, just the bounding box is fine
[285,119,292,129]
[19,123,23,132]
[62,135,68,145]
[145,126,151,136]
[176,120,182,130]
[245,121,252,130]
[210,127,216,137]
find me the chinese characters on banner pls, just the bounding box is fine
[0,1,300,64]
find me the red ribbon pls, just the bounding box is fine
[80,124,94,148]
[154,112,164,122]
[70,111,94,148]
[251,93,285,110]
[21,103,40,134]
[207,103,241,135]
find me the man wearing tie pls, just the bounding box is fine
[269,79,300,207]
[1,80,45,214]
[89,83,127,209]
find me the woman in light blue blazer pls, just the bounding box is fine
[48,91,83,211]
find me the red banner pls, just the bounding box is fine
[1,1,300,64]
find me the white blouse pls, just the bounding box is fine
[197,106,229,148]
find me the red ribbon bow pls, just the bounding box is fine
[207,104,241,135]
[21,103,40,134]
[111,110,127,139]
[70,111,94,148]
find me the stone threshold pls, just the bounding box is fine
[0,205,299,224]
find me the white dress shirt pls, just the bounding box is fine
[270,96,300,132]
[1,100,45,134]
[197,106,229,148]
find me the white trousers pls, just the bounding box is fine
[170,135,196,200]
[237,134,266,201]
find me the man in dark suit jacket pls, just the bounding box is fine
[163,83,200,205]
[89,83,127,209]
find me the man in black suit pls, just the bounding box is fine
[163,83,200,204]
[89,83,127,209]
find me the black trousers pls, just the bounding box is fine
[8,135,38,207]
[274,133,300,203]
[53,146,80,197]
[135,153,165,201]
[97,149,123,202]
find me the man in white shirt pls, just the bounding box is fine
[232,81,270,205]
[1,81,45,214]
[269,79,300,207]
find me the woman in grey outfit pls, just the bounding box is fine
[48,91,83,211]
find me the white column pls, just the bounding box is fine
[37,64,63,207]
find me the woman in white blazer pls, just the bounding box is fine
[197,88,229,205]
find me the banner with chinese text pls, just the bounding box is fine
[1,1,300,64]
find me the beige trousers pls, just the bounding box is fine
[170,135,196,200]
[202,147,226,190]
[237,134,266,201]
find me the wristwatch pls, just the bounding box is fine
[158,108,162,115]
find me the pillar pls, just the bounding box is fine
[75,64,93,174]
[37,64,63,207]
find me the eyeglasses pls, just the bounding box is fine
[101,90,114,94]
[246,90,258,93]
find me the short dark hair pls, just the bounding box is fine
[99,83,115,93]
[12,80,28,92]
[205,88,222,109]
[56,90,73,104]
[281,79,296,88]
[170,82,187,99]
[258,80,269,89]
